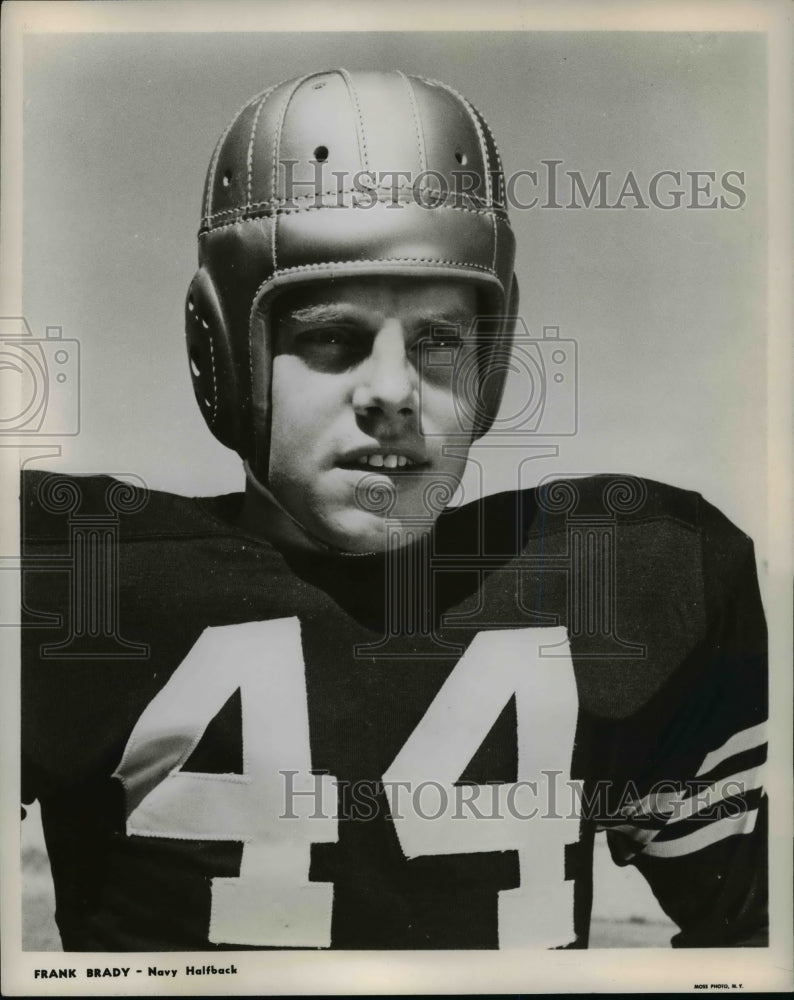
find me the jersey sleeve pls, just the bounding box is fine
[603,510,768,947]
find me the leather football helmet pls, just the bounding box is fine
[185,69,517,459]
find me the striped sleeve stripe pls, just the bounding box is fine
[611,765,764,841]
[641,807,759,859]
[620,762,764,825]
[669,766,763,825]
[621,787,685,823]
[696,722,766,777]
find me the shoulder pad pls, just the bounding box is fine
[20,469,242,545]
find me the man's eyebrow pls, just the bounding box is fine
[279,304,357,326]
[419,312,472,329]
[278,303,474,329]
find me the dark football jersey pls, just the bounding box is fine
[20,470,768,951]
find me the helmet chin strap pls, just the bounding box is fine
[242,460,382,558]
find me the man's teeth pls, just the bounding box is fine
[358,454,413,469]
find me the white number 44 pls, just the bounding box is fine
[114,619,580,949]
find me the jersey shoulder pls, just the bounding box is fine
[445,473,755,576]
[537,474,757,602]
[20,468,244,547]
[443,474,763,721]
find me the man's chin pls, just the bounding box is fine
[319,511,434,555]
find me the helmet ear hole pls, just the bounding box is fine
[185,269,241,452]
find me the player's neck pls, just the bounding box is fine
[238,462,432,560]
[238,462,335,554]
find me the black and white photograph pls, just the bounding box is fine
[1,1,791,995]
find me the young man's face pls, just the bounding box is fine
[259,276,481,552]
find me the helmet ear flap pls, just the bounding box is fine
[507,274,520,322]
[473,275,519,439]
[185,268,244,453]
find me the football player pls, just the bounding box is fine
[21,69,767,950]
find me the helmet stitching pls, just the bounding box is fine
[189,69,518,457]
[338,68,370,172]
[204,80,282,226]
[395,71,427,174]
[200,201,513,233]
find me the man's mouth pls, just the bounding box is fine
[356,453,417,469]
[337,447,429,473]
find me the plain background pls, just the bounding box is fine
[21,30,767,564]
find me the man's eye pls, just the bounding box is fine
[413,336,463,358]
[427,326,463,350]
[293,328,365,370]
[432,334,462,349]
[303,329,350,346]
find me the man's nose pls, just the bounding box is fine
[351,320,417,424]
